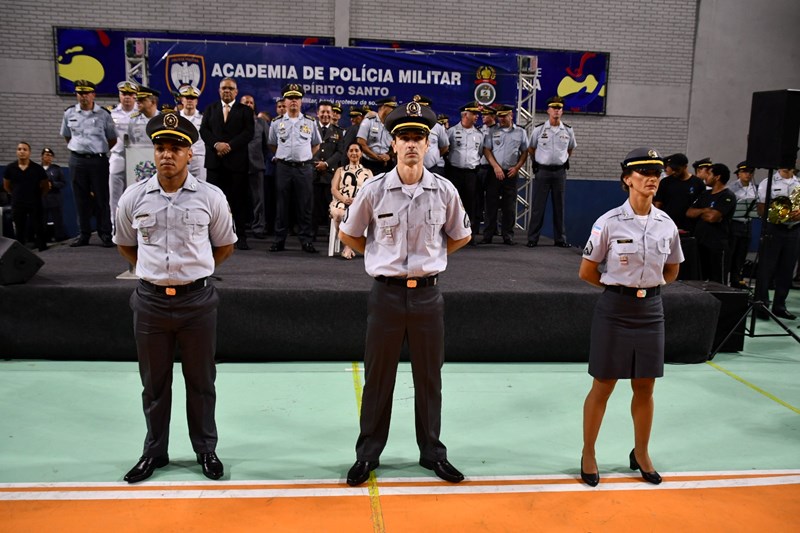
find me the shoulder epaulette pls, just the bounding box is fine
[130,111,141,118]
[563,123,572,128]
[304,114,315,120]
[534,122,545,127]
[104,105,115,112]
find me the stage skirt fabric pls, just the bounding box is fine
[588,290,665,379]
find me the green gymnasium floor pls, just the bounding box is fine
[1,292,798,485]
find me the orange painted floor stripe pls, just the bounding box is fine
[3,483,799,532]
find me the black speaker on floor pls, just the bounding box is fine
[745,89,800,169]
[681,280,747,353]
[0,237,44,285]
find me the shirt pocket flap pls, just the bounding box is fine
[658,238,672,254]
[427,209,446,225]
[187,212,210,226]
[376,214,399,228]
[613,242,638,254]
[131,215,156,229]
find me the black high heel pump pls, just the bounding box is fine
[629,449,662,485]
[580,456,600,487]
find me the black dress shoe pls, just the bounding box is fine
[302,242,319,254]
[629,449,662,485]
[419,458,464,483]
[69,237,90,247]
[236,239,251,250]
[197,451,224,480]
[124,455,169,483]
[502,238,516,246]
[346,460,379,486]
[526,241,538,248]
[554,242,572,248]
[100,237,115,248]
[772,309,797,320]
[580,456,599,487]
[268,242,285,252]
[480,237,493,245]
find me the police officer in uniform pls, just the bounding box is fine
[179,85,206,182]
[109,81,139,232]
[60,80,118,247]
[338,105,367,160]
[755,167,800,320]
[527,96,576,247]
[127,86,161,146]
[412,95,449,176]
[331,101,343,127]
[267,83,322,253]
[340,101,472,487]
[474,105,497,241]
[482,104,529,245]
[727,161,758,287]
[312,100,344,239]
[357,96,397,175]
[114,112,236,483]
[578,147,683,487]
[447,101,483,244]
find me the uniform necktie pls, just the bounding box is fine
[223,104,230,123]
[321,126,328,136]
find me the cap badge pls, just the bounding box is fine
[290,84,300,91]
[413,95,421,102]
[648,149,658,158]
[163,113,179,129]
[407,102,421,116]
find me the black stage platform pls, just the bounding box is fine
[1,235,721,363]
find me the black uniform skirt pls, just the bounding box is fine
[588,289,665,379]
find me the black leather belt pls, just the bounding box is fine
[71,152,107,159]
[375,275,438,288]
[140,278,208,296]
[605,285,661,299]
[539,163,566,171]
[277,159,312,167]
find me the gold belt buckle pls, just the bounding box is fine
[636,289,647,298]
[165,287,177,296]
[406,279,418,288]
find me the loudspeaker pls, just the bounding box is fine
[682,280,748,353]
[0,237,44,285]
[746,89,800,169]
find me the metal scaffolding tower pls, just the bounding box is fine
[514,55,539,231]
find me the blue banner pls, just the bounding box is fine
[147,42,520,122]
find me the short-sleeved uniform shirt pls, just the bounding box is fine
[113,173,237,285]
[758,173,800,228]
[529,121,576,165]
[340,167,471,278]
[424,122,449,170]
[127,111,161,146]
[268,113,321,162]
[728,178,759,222]
[692,188,737,250]
[181,110,206,157]
[356,115,392,161]
[110,105,137,156]
[483,124,529,169]
[60,103,117,154]
[583,200,684,288]
[447,123,483,169]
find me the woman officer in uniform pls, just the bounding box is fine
[578,147,684,487]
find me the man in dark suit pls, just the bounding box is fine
[200,77,255,249]
[312,100,344,239]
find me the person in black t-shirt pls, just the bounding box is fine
[686,163,736,283]
[3,141,49,250]
[653,153,705,233]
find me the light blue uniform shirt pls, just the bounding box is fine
[582,200,684,288]
[127,111,160,146]
[424,122,449,170]
[113,173,237,285]
[268,113,321,162]
[357,115,392,161]
[60,103,117,154]
[728,178,759,222]
[483,124,529,169]
[447,123,483,169]
[529,121,576,165]
[341,168,471,278]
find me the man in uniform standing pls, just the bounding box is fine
[179,85,206,182]
[447,101,483,245]
[755,167,800,320]
[267,83,321,253]
[60,80,117,247]
[312,100,344,239]
[357,96,397,175]
[412,95,449,176]
[201,77,255,250]
[483,104,529,245]
[526,96,576,248]
[340,101,471,487]
[114,112,236,483]
[727,161,759,287]
[127,86,161,146]
[109,81,139,231]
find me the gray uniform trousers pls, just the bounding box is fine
[527,167,568,244]
[130,283,219,457]
[356,281,447,462]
